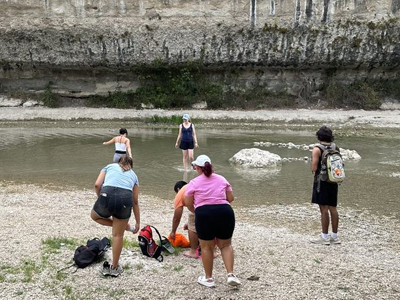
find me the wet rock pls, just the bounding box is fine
[229,148,282,168]
[22,100,41,107]
[339,148,362,160]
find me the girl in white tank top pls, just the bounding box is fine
[103,128,132,162]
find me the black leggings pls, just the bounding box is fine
[195,204,235,240]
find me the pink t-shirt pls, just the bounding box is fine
[185,173,232,209]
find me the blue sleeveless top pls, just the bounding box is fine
[181,123,193,142]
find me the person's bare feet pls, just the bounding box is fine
[183,250,199,258]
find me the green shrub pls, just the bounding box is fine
[324,80,382,110]
[39,85,59,108]
[146,115,182,124]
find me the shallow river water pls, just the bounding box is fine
[0,124,399,219]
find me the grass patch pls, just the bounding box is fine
[42,237,79,253]
[122,263,131,271]
[21,259,41,282]
[56,271,68,281]
[64,285,73,296]
[1,264,20,275]
[173,265,183,272]
[145,115,182,125]
[121,238,139,249]
[313,258,322,264]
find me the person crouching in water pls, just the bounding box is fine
[91,155,140,277]
[185,155,241,288]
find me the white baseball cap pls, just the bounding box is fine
[192,155,211,167]
[182,113,190,120]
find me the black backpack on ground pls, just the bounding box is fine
[73,237,111,268]
[58,237,110,273]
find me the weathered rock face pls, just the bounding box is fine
[0,0,399,97]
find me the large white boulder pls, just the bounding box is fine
[339,148,362,160]
[229,148,282,168]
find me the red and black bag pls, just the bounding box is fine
[138,225,163,262]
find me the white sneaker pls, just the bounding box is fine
[227,273,241,286]
[311,236,330,245]
[197,276,215,288]
[110,265,123,277]
[330,236,341,244]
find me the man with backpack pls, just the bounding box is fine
[311,126,342,245]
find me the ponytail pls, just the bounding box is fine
[202,162,213,177]
[118,155,133,172]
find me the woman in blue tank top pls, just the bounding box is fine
[175,113,198,171]
[91,155,140,277]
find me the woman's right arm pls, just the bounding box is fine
[103,137,115,145]
[175,125,182,148]
[125,138,132,158]
[226,190,234,203]
[131,185,140,234]
[185,195,195,213]
[94,171,106,196]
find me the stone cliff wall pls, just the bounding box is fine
[0,0,399,98]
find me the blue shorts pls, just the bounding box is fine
[180,141,194,150]
[195,204,235,240]
[93,186,132,220]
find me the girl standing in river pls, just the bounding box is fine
[103,128,132,163]
[175,114,198,171]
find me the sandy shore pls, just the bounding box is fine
[1,107,400,299]
[1,106,400,129]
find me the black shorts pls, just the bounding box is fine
[93,186,132,220]
[312,180,338,207]
[179,140,194,150]
[195,204,235,240]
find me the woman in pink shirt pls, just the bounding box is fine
[185,155,241,288]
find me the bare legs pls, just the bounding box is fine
[184,230,199,258]
[318,205,339,234]
[188,149,194,165]
[182,150,188,171]
[199,238,234,279]
[111,218,129,268]
[182,149,195,171]
[91,210,129,267]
